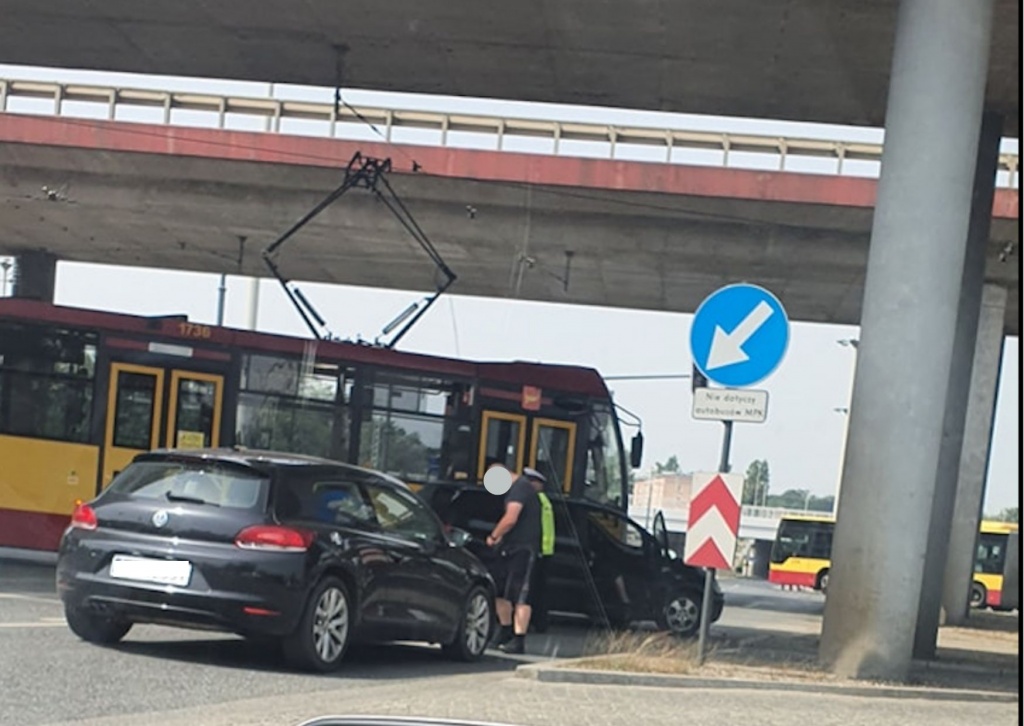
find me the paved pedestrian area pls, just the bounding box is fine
[61,670,1018,726]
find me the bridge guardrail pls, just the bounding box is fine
[1,77,1018,188]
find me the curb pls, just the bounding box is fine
[514,660,1019,703]
[911,657,1019,679]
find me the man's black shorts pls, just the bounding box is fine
[491,548,536,605]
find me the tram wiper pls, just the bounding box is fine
[164,492,220,507]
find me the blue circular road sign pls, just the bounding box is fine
[690,283,790,388]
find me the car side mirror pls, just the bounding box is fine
[447,526,472,548]
[630,431,644,469]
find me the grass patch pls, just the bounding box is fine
[569,629,837,682]
[575,631,703,675]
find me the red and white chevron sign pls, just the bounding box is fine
[683,471,743,569]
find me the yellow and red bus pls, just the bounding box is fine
[767,513,836,592]
[768,514,1019,608]
[972,520,1019,609]
[0,298,637,552]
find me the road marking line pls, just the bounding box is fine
[0,621,67,628]
[0,593,61,604]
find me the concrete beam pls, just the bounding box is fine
[0,115,1018,333]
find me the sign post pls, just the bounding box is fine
[687,282,790,664]
[684,470,743,664]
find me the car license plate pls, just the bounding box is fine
[109,555,192,587]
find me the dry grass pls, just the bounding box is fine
[573,631,703,675]
[568,629,838,682]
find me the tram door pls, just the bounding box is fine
[477,411,526,479]
[529,418,576,495]
[101,363,224,487]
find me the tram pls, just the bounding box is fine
[0,298,639,551]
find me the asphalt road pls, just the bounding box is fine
[0,560,1015,726]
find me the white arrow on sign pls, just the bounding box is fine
[706,300,774,370]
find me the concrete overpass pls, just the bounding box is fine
[0,111,1018,333]
[0,1,1018,136]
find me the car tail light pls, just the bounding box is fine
[234,525,314,552]
[70,502,98,531]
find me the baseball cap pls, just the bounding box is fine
[522,467,547,484]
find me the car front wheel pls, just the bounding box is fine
[64,604,132,645]
[656,590,701,638]
[442,586,492,661]
[284,577,352,672]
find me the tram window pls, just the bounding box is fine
[241,353,339,402]
[171,378,216,448]
[583,405,625,509]
[112,372,157,449]
[371,372,449,415]
[359,411,444,481]
[235,354,351,460]
[357,372,470,483]
[236,393,336,459]
[0,323,96,443]
[482,416,522,472]
[534,423,573,492]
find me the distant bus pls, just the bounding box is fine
[972,520,1019,609]
[0,299,638,552]
[767,514,836,592]
[768,514,1019,609]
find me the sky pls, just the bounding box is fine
[0,63,1019,514]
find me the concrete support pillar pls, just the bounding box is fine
[11,250,57,302]
[913,111,1002,660]
[819,0,994,682]
[941,284,1008,625]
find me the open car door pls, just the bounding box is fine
[652,510,670,556]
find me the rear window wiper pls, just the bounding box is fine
[164,492,220,507]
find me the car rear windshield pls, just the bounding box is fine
[106,460,269,510]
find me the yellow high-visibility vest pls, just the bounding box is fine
[538,492,555,556]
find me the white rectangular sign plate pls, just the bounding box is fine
[692,387,768,423]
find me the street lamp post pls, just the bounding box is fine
[0,259,12,297]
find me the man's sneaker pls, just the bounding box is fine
[499,635,526,655]
[491,625,514,648]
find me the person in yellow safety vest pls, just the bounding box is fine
[530,469,555,633]
[487,464,544,654]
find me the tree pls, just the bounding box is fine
[743,459,770,505]
[359,417,432,477]
[998,507,1019,523]
[807,495,836,514]
[655,455,681,474]
[766,488,811,510]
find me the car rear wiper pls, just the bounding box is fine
[164,492,220,507]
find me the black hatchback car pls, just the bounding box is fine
[56,449,495,671]
[429,486,724,637]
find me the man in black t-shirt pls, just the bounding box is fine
[485,466,543,654]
